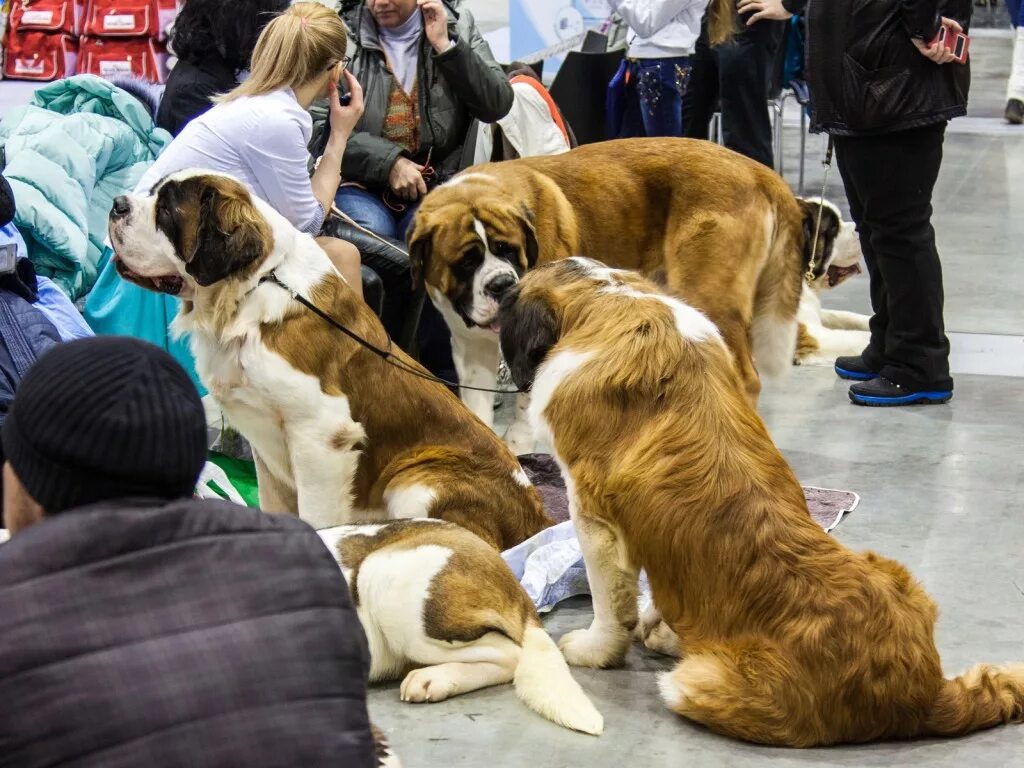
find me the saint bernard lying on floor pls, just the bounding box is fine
[796,199,872,367]
[318,519,603,735]
[497,259,1024,747]
[407,138,843,451]
[107,170,552,545]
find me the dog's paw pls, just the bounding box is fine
[641,620,681,658]
[400,666,459,703]
[559,628,628,669]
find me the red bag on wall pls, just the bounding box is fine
[9,0,84,36]
[79,35,167,82]
[3,30,78,80]
[83,0,159,38]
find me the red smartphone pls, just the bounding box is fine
[932,25,970,63]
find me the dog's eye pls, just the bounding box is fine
[453,249,483,281]
[492,242,516,259]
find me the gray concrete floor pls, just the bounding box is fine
[368,366,1024,766]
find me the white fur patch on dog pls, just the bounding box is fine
[383,484,438,519]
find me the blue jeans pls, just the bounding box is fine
[334,186,456,380]
[618,56,691,138]
[1009,0,1024,26]
[335,186,419,241]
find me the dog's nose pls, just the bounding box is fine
[484,273,516,299]
[110,196,131,219]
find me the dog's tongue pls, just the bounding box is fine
[489,321,501,334]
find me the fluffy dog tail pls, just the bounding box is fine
[514,621,604,736]
[921,663,1024,737]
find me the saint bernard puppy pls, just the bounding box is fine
[497,259,1024,747]
[318,518,603,735]
[795,200,872,366]
[408,138,842,450]
[107,170,552,546]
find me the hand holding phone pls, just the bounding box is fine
[915,18,969,65]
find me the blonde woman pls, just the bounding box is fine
[86,3,365,388]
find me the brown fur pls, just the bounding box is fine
[500,261,1024,747]
[334,520,539,644]
[259,272,551,551]
[411,138,812,403]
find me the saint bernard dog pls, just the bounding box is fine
[318,518,603,735]
[795,199,872,367]
[497,259,1024,747]
[408,138,843,450]
[107,170,552,546]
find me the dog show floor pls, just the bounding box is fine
[367,366,1024,767]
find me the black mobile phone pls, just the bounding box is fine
[340,93,352,106]
[0,243,18,275]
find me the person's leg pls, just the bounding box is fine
[1007,0,1024,122]
[315,237,363,299]
[635,57,689,138]
[717,19,785,167]
[682,18,718,141]
[838,125,952,399]
[617,61,646,139]
[834,136,886,377]
[334,186,401,240]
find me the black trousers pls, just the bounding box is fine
[683,16,784,168]
[834,123,953,391]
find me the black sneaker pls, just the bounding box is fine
[1006,99,1024,126]
[849,377,953,407]
[835,355,879,381]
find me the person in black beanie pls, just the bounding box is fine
[0,337,378,768]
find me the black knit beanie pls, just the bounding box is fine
[2,337,207,514]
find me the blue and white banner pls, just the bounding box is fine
[509,0,613,72]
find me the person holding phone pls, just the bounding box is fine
[740,0,970,406]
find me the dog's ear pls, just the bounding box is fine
[797,197,842,280]
[498,287,560,391]
[406,215,433,289]
[518,204,539,270]
[185,179,270,287]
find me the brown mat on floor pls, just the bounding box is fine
[518,453,858,533]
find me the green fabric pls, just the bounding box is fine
[0,76,171,300]
[206,453,260,508]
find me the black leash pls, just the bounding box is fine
[259,272,523,395]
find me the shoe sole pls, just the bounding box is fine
[835,365,879,381]
[849,390,953,407]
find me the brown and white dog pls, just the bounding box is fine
[408,138,842,449]
[795,199,872,366]
[318,519,603,735]
[497,259,1024,747]
[107,170,552,546]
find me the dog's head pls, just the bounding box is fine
[108,171,272,300]
[796,197,862,291]
[409,180,539,331]
[498,258,626,390]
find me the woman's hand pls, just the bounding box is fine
[389,157,428,201]
[419,0,451,54]
[737,0,793,25]
[913,18,963,64]
[329,69,364,141]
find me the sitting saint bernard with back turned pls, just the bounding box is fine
[408,139,844,451]
[318,518,603,736]
[107,170,551,546]
[497,259,1024,748]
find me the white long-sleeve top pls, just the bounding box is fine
[606,0,710,59]
[136,88,324,235]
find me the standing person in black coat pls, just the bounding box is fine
[738,0,969,406]
[157,0,290,136]
[0,337,378,768]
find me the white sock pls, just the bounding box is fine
[1008,27,1024,103]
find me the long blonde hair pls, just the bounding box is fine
[215,2,348,103]
[708,0,737,47]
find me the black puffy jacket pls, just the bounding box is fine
[156,53,238,136]
[0,499,376,768]
[801,0,971,135]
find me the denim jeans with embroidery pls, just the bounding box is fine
[618,56,691,138]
